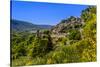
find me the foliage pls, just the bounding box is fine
[11,6,96,66]
[68,29,81,40]
[81,6,96,22]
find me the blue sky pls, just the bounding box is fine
[11,1,89,25]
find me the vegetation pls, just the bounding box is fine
[11,6,96,66]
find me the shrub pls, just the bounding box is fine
[68,30,81,40]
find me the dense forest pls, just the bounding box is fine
[11,6,96,66]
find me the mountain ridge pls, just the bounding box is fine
[11,19,53,32]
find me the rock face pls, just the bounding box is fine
[50,16,84,45]
[51,16,84,34]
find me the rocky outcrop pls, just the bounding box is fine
[51,16,84,34]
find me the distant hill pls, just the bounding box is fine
[11,19,53,32]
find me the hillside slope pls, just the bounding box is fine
[11,19,52,32]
